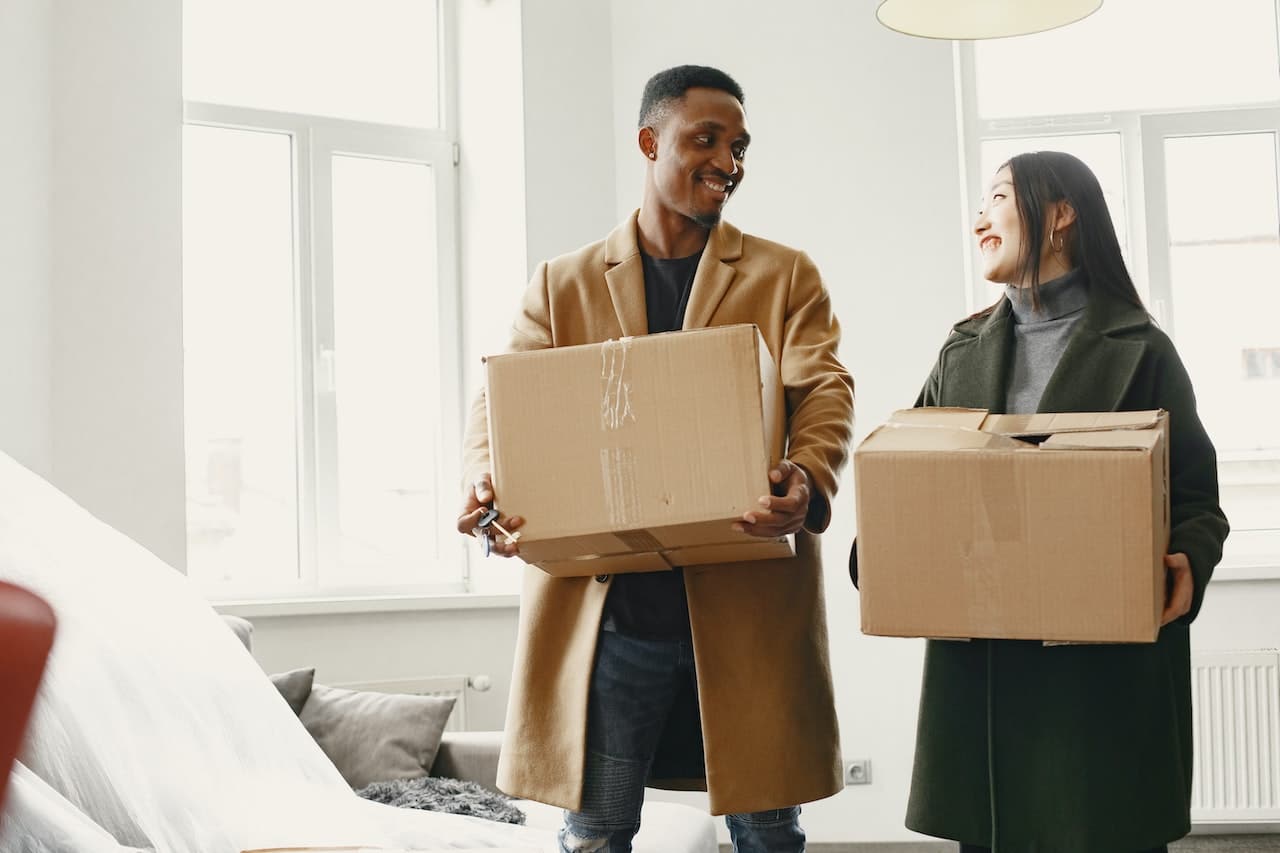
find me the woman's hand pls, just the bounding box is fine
[1160,552,1193,626]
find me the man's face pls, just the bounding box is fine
[648,87,750,228]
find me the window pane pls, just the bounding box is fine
[980,133,1129,255]
[976,0,1280,118]
[183,125,300,587]
[330,155,442,586]
[183,0,440,128]
[1166,134,1279,243]
[1163,133,1280,548]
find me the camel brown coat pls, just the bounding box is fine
[463,212,854,816]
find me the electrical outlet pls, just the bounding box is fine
[844,759,872,786]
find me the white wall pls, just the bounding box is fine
[0,0,52,476]
[459,0,617,392]
[458,0,527,414]
[1192,579,1280,651]
[49,0,187,570]
[246,605,520,731]
[520,0,617,277]
[608,0,967,843]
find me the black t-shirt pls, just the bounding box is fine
[602,247,703,639]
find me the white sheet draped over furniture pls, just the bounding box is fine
[0,451,551,852]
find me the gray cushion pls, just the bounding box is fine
[221,614,254,651]
[268,667,315,715]
[299,684,456,789]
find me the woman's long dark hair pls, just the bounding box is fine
[974,150,1147,318]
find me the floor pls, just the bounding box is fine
[716,837,1280,853]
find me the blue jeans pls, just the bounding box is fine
[558,628,805,853]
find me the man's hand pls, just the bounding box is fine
[733,459,812,539]
[1160,552,1193,626]
[456,474,524,558]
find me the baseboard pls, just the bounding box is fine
[1191,823,1280,835]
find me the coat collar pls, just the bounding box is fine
[603,210,744,335]
[942,282,1152,412]
[940,300,1012,411]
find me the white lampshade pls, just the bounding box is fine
[876,0,1103,40]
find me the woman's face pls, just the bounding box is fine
[974,166,1024,285]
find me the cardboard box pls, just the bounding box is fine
[855,408,1169,643]
[484,324,794,576]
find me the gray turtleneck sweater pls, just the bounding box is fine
[1004,268,1089,414]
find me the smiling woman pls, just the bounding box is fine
[893,150,1229,852]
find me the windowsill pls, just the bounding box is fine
[212,592,521,618]
[1213,563,1280,582]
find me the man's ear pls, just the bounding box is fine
[638,126,657,161]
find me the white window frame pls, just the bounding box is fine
[955,36,1280,580]
[182,0,474,603]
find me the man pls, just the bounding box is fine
[457,65,854,853]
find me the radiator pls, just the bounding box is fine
[333,674,491,733]
[1190,650,1280,822]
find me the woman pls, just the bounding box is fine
[861,151,1229,852]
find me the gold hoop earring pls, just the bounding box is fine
[1050,230,1064,252]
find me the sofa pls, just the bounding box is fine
[225,615,718,853]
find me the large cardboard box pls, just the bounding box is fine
[855,408,1170,643]
[484,324,794,576]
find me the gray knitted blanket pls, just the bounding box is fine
[355,776,526,825]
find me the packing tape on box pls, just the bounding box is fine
[963,539,1002,628]
[978,449,1023,543]
[613,529,665,552]
[600,447,641,527]
[601,337,636,430]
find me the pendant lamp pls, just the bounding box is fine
[876,0,1103,40]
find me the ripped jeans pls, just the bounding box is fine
[558,628,805,853]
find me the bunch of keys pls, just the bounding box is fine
[473,506,522,558]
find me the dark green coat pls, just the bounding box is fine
[865,286,1229,852]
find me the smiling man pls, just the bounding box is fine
[458,65,854,853]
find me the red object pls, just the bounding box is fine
[0,581,56,816]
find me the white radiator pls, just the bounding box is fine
[334,674,491,733]
[1190,650,1280,822]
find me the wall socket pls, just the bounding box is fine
[844,759,872,786]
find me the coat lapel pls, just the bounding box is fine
[937,301,1013,410]
[683,221,743,330]
[1036,290,1151,413]
[603,212,650,337]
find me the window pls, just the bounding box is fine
[182,0,465,599]
[959,0,1280,576]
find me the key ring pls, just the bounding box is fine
[474,506,521,557]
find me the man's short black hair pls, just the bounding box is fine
[638,65,745,129]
